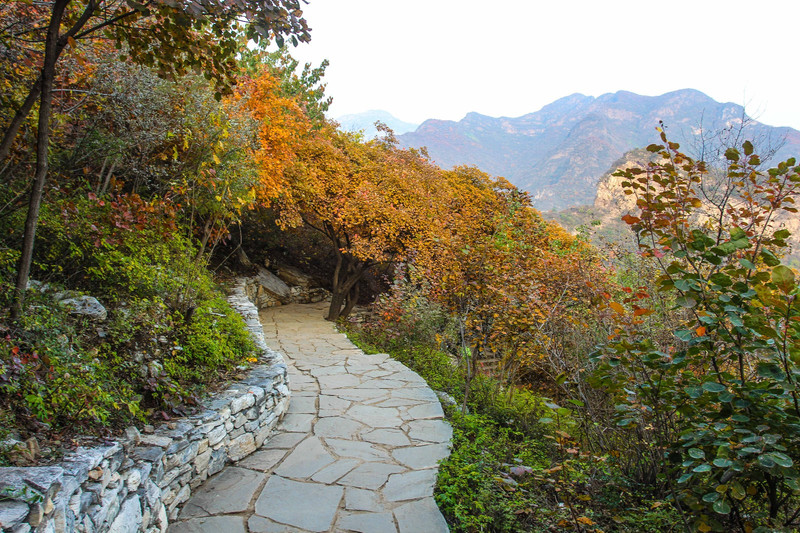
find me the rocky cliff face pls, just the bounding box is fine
[399,89,800,211]
[553,148,800,263]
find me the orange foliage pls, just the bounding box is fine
[277,128,443,320]
[413,166,607,390]
[236,67,310,202]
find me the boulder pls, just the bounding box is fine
[275,265,317,288]
[58,296,107,321]
[255,268,291,303]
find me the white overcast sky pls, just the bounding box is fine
[286,0,800,130]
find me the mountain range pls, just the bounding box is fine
[393,89,800,211]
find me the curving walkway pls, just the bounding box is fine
[169,301,452,532]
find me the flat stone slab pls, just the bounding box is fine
[287,395,317,414]
[236,448,289,472]
[337,462,405,490]
[336,511,397,533]
[310,458,360,484]
[362,428,412,447]
[392,444,450,469]
[273,437,335,479]
[264,432,306,449]
[278,413,315,432]
[394,497,450,533]
[255,476,343,532]
[345,487,383,512]
[406,419,453,444]
[169,516,247,533]
[325,439,392,462]
[314,416,365,439]
[248,515,309,532]
[383,469,438,502]
[179,467,265,517]
[346,404,403,427]
[317,373,362,390]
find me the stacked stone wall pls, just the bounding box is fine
[0,279,289,532]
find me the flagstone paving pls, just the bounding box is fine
[168,301,451,532]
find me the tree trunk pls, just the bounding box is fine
[0,77,42,166]
[1,0,101,168]
[10,0,70,320]
[462,355,473,414]
[195,217,214,261]
[326,289,347,322]
[340,282,360,320]
[326,257,364,321]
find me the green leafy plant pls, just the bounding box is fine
[593,134,800,532]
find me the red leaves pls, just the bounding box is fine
[621,213,641,225]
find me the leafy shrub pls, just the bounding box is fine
[0,190,256,437]
[1,291,141,431]
[594,137,800,531]
[436,411,549,532]
[167,297,256,385]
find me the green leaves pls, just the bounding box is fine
[768,451,793,468]
[702,382,726,393]
[688,448,706,459]
[712,499,731,514]
[595,134,800,527]
[771,265,796,294]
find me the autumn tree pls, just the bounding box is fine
[1,0,310,318]
[414,166,604,407]
[277,127,443,321]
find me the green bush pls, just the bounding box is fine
[594,139,800,531]
[1,291,141,430]
[0,191,256,436]
[167,297,256,385]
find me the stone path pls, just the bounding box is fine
[169,301,452,532]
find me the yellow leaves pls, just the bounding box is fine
[236,66,311,203]
[576,516,595,526]
[609,301,625,315]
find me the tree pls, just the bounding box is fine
[414,166,603,408]
[277,127,442,321]
[1,0,310,318]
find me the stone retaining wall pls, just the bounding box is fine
[0,279,290,533]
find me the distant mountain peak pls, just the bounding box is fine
[397,89,800,211]
[336,110,419,138]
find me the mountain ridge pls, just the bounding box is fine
[396,89,800,210]
[336,110,419,138]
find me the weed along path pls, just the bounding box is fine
[169,301,452,533]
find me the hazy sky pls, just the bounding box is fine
[285,0,800,130]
